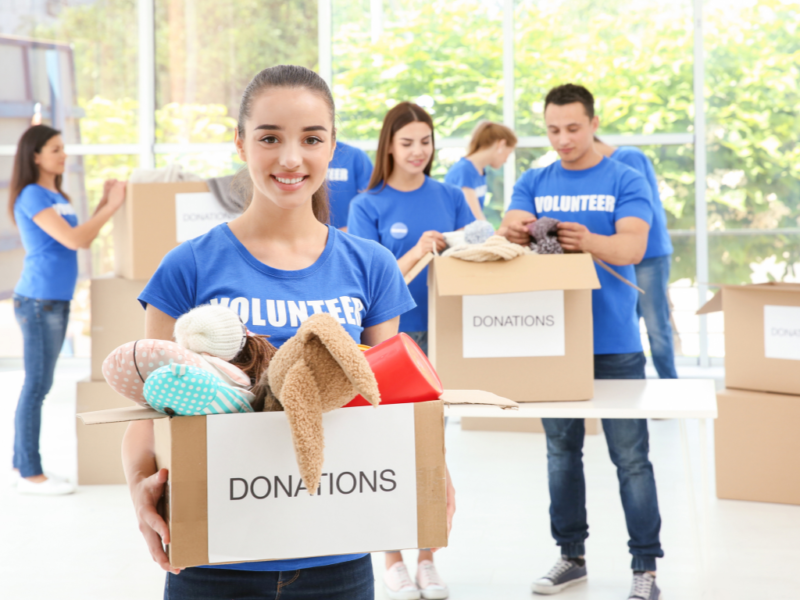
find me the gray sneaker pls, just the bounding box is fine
[531,556,587,595]
[628,572,662,600]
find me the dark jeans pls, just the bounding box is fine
[635,255,678,379]
[13,294,70,478]
[164,555,374,600]
[542,352,663,572]
[406,330,428,356]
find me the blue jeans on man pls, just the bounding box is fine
[635,255,678,379]
[13,295,70,478]
[542,352,664,572]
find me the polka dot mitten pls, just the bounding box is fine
[143,363,255,416]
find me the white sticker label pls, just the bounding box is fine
[206,404,419,563]
[764,305,800,361]
[462,290,565,358]
[175,192,239,242]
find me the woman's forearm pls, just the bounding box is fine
[122,420,157,495]
[397,245,425,276]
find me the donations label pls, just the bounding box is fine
[175,192,239,242]
[206,404,418,563]
[764,305,800,361]
[462,290,566,358]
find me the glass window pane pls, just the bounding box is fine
[154,151,244,179]
[706,0,800,285]
[154,0,319,144]
[0,0,139,144]
[514,0,694,136]
[332,0,503,141]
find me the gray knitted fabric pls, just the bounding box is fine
[464,220,496,245]
[527,217,564,254]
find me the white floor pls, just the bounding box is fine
[1,359,798,600]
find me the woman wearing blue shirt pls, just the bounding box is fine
[122,66,450,600]
[348,102,472,600]
[444,121,517,220]
[9,125,126,496]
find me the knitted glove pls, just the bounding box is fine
[143,363,255,416]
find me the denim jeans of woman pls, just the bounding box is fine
[13,294,70,478]
[541,352,664,572]
[164,555,374,600]
[635,255,678,379]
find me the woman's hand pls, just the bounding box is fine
[415,230,447,257]
[105,180,127,212]
[131,467,180,574]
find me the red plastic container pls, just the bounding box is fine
[345,333,443,407]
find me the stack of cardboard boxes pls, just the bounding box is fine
[76,182,236,484]
[698,282,800,505]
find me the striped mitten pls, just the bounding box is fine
[143,363,255,416]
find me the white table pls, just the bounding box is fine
[447,378,718,592]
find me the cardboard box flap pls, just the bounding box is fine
[433,254,600,296]
[696,282,800,315]
[696,289,723,315]
[78,405,166,425]
[439,390,519,410]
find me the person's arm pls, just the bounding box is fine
[32,180,126,250]
[461,187,485,220]
[557,216,650,265]
[498,209,536,245]
[397,231,446,275]
[121,304,181,574]
[360,317,456,541]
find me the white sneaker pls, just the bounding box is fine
[416,560,449,599]
[383,561,421,600]
[9,470,21,487]
[16,476,75,496]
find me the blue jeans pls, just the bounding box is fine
[542,352,663,572]
[13,294,71,477]
[164,555,374,600]
[635,255,678,379]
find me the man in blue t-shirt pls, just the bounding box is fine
[499,84,664,600]
[326,141,373,230]
[594,136,678,380]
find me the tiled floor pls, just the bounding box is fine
[1,359,797,600]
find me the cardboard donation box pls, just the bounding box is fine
[461,416,599,435]
[698,283,800,395]
[79,391,515,568]
[90,277,147,381]
[76,379,134,484]
[114,182,240,280]
[428,254,600,402]
[715,388,800,506]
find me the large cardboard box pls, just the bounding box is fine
[461,416,599,434]
[715,388,800,505]
[698,283,800,395]
[76,379,136,485]
[91,277,147,381]
[114,182,240,280]
[79,391,515,568]
[428,254,600,402]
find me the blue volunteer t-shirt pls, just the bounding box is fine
[508,158,653,355]
[610,147,673,259]
[138,223,415,572]
[444,157,488,209]
[327,141,374,229]
[347,177,475,333]
[14,184,79,301]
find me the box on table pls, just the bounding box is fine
[428,254,600,403]
[90,277,147,381]
[698,283,800,395]
[715,388,800,505]
[76,379,137,485]
[114,182,240,280]
[461,416,599,435]
[79,390,516,568]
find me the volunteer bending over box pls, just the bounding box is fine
[121,65,455,600]
[499,84,664,600]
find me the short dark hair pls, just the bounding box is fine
[544,84,595,120]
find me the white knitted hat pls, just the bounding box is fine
[174,305,246,361]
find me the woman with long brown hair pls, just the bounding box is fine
[9,124,126,495]
[347,102,469,600]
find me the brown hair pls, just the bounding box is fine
[234,65,334,224]
[231,334,278,412]
[545,84,595,119]
[367,102,435,192]
[8,125,70,225]
[467,121,518,156]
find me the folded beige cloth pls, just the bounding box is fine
[442,235,534,262]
